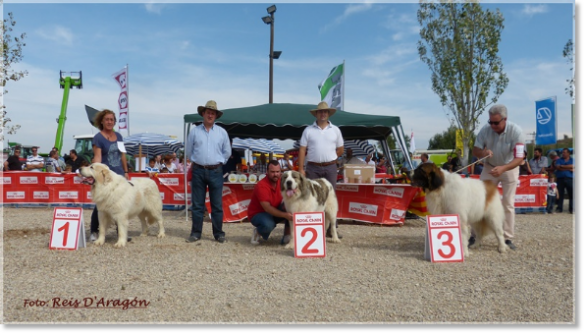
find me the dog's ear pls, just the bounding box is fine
[429,170,444,190]
[102,170,113,185]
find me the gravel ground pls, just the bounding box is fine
[1,203,575,324]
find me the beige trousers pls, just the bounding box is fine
[480,164,519,240]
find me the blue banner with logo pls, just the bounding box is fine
[535,97,557,145]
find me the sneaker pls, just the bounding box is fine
[217,236,226,243]
[505,239,517,250]
[468,236,476,247]
[89,233,98,242]
[281,234,292,245]
[251,228,261,245]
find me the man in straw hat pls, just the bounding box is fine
[185,100,231,243]
[298,101,345,238]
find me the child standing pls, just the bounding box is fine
[546,176,559,214]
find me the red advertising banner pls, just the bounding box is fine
[1,172,546,224]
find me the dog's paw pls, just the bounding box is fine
[331,237,342,243]
[114,240,126,248]
[157,232,166,238]
[498,245,508,253]
[284,242,294,249]
[469,243,480,250]
[140,232,149,237]
[93,239,105,246]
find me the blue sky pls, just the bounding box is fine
[2,0,576,154]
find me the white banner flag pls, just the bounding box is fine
[409,130,416,153]
[112,67,129,131]
[318,62,344,111]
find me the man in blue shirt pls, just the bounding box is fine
[553,148,573,214]
[185,100,231,243]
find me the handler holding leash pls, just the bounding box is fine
[297,101,344,237]
[248,160,294,245]
[472,104,524,250]
[185,100,231,243]
[90,109,129,242]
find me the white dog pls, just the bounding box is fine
[410,163,507,256]
[280,170,340,248]
[80,163,165,248]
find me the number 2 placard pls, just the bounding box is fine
[293,212,326,258]
[49,208,86,250]
[425,214,464,263]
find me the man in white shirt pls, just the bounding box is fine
[25,146,45,172]
[298,101,345,238]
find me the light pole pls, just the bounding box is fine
[262,5,281,104]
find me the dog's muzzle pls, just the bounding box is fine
[81,177,95,186]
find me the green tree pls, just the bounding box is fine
[428,124,476,162]
[417,0,508,164]
[1,9,28,142]
[562,39,574,99]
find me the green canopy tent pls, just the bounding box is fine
[183,103,413,171]
[181,103,413,220]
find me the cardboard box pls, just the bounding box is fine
[343,164,375,184]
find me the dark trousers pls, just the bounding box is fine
[556,177,573,212]
[546,195,556,213]
[190,165,225,239]
[90,207,99,233]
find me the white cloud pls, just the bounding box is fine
[522,4,548,17]
[35,25,73,45]
[321,3,373,33]
[144,2,166,15]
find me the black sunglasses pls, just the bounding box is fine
[488,118,505,126]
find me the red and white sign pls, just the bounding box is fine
[49,207,86,250]
[293,212,326,258]
[425,214,464,263]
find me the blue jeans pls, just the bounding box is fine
[250,204,288,240]
[190,165,225,239]
[556,177,573,212]
[546,195,556,213]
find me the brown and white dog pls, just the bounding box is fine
[410,163,507,255]
[281,170,340,248]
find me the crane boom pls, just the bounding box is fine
[54,70,83,152]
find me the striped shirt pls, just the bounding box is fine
[26,154,45,172]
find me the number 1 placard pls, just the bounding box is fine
[49,208,86,250]
[425,214,464,263]
[293,212,326,258]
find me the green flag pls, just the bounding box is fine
[318,63,344,110]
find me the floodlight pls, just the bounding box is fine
[262,16,272,24]
[267,5,276,14]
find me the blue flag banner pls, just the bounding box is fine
[535,97,557,145]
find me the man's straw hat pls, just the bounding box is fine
[309,101,336,117]
[197,100,223,119]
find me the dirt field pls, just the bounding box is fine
[1,205,576,324]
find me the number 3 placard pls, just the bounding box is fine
[293,212,326,258]
[49,208,86,250]
[425,214,464,263]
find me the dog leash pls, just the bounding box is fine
[453,155,490,174]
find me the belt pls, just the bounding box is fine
[308,160,337,167]
[193,163,222,170]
